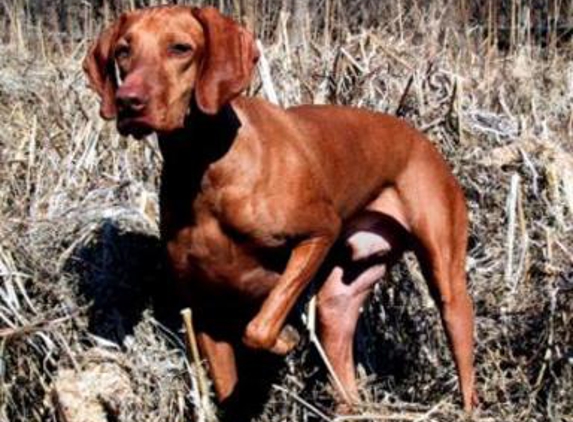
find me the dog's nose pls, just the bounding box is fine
[116,89,149,113]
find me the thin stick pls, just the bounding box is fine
[395,75,414,116]
[456,75,465,144]
[378,43,414,71]
[0,312,77,338]
[324,0,331,49]
[333,407,440,422]
[256,40,279,105]
[514,167,529,289]
[504,173,520,287]
[181,308,210,412]
[273,385,333,421]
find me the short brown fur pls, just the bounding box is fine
[84,5,477,414]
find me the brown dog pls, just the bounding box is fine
[84,5,477,413]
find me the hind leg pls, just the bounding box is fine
[317,263,386,404]
[317,211,407,405]
[196,331,238,402]
[394,175,476,411]
[368,181,476,410]
[415,244,477,411]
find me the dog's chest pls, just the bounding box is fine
[161,157,297,296]
[200,162,295,247]
[165,197,286,298]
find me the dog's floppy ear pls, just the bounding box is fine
[83,18,124,120]
[192,7,260,115]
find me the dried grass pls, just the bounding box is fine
[0,1,572,421]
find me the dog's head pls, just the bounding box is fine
[83,6,259,138]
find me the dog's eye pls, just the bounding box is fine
[115,45,131,60]
[169,43,193,56]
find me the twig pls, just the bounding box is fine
[273,384,333,421]
[181,308,207,391]
[333,411,434,421]
[378,44,414,71]
[181,308,215,422]
[420,117,445,132]
[256,40,279,105]
[554,239,573,264]
[339,47,366,73]
[0,311,78,339]
[504,173,520,289]
[396,75,414,116]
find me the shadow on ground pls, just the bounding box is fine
[63,218,181,344]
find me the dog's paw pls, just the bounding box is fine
[468,390,479,412]
[242,319,277,350]
[242,321,300,354]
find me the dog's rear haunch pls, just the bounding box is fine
[84,5,477,414]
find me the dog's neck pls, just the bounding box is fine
[157,103,240,170]
[156,103,242,238]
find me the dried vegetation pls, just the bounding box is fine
[0,1,572,421]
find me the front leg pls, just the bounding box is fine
[243,229,338,352]
[197,331,238,402]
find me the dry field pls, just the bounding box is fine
[0,1,572,421]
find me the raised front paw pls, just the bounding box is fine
[243,318,277,351]
[243,320,300,355]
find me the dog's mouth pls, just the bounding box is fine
[117,114,155,139]
[116,104,194,139]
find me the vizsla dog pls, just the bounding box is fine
[84,5,477,414]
